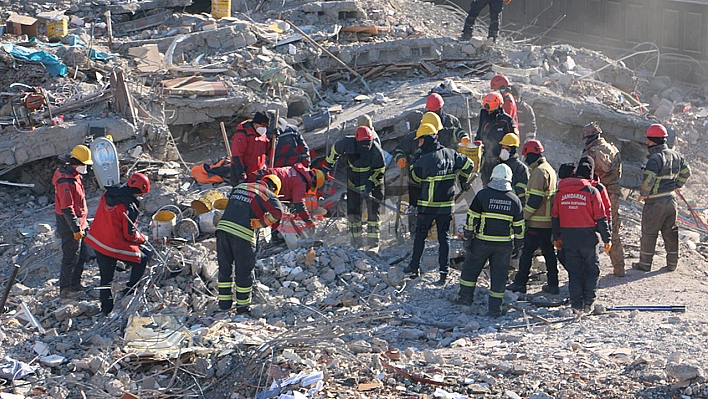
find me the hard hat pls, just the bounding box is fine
[421,112,443,131]
[491,163,513,182]
[645,123,668,138]
[490,74,510,90]
[483,92,503,112]
[499,133,520,147]
[262,174,282,196]
[582,122,602,139]
[426,93,444,111]
[521,139,544,156]
[70,144,93,165]
[355,126,374,142]
[357,114,373,129]
[127,172,150,194]
[313,169,325,190]
[414,123,438,140]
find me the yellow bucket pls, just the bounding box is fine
[211,0,231,19]
[458,144,482,173]
[212,198,228,211]
[151,210,176,239]
[47,18,68,40]
[191,190,225,215]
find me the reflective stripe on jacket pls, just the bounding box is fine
[465,187,524,242]
[411,144,473,214]
[523,157,557,228]
[323,136,385,190]
[640,144,690,199]
[85,186,144,263]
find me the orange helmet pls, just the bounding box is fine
[483,92,503,111]
[521,140,544,156]
[313,169,325,190]
[645,123,668,138]
[490,74,510,90]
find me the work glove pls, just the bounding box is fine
[460,179,471,192]
[604,242,612,253]
[73,231,84,241]
[463,230,476,251]
[553,238,563,251]
[460,137,470,147]
[250,218,263,229]
[512,239,523,258]
[637,196,645,202]
[397,158,407,168]
[473,140,483,147]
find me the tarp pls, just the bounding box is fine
[1,43,67,76]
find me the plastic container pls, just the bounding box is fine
[152,210,176,239]
[198,211,219,234]
[191,190,224,215]
[457,144,482,173]
[211,0,231,19]
[47,18,68,40]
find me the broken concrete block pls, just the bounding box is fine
[666,363,704,382]
[398,328,425,340]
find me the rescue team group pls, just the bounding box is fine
[54,74,690,317]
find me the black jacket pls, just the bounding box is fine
[411,143,474,214]
[516,99,537,140]
[475,108,517,164]
[466,187,524,244]
[503,155,529,206]
[438,111,468,148]
[323,136,386,191]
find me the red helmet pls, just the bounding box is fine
[521,140,544,156]
[127,172,150,194]
[355,126,374,142]
[645,123,668,138]
[426,93,444,111]
[483,92,503,111]
[490,74,510,90]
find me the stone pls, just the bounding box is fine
[505,391,522,399]
[385,267,404,287]
[422,350,444,364]
[398,328,426,340]
[530,393,555,399]
[105,379,125,396]
[36,223,52,233]
[666,363,704,382]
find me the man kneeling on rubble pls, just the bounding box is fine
[216,174,285,314]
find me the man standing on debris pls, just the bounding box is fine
[552,157,611,313]
[271,118,310,168]
[320,126,386,248]
[85,173,152,315]
[490,74,518,125]
[507,140,558,294]
[230,111,272,185]
[403,123,474,284]
[580,122,626,276]
[633,124,691,272]
[216,175,285,313]
[510,85,536,142]
[498,133,528,206]
[53,144,94,299]
[476,92,518,186]
[459,0,511,43]
[454,164,524,316]
[425,93,469,148]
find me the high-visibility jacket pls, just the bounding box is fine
[393,131,421,188]
[216,182,284,246]
[582,137,622,189]
[639,144,691,200]
[515,98,536,141]
[465,186,524,243]
[502,92,518,126]
[410,143,474,214]
[86,186,145,264]
[322,136,385,191]
[246,163,315,225]
[503,155,529,206]
[230,120,272,182]
[52,164,88,234]
[552,177,610,249]
[475,108,518,166]
[524,157,557,229]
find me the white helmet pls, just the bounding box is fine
[491,164,513,182]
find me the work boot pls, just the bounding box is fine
[613,265,626,277]
[452,285,475,306]
[541,284,560,295]
[219,299,233,311]
[236,305,251,315]
[458,32,471,41]
[632,262,651,272]
[403,265,419,279]
[60,288,80,299]
[434,272,447,286]
[506,282,526,294]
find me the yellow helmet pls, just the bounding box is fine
[313,169,325,190]
[414,123,438,140]
[262,174,282,196]
[70,144,93,165]
[499,133,520,147]
[421,112,443,131]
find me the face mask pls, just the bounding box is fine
[76,165,88,174]
[256,127,267,135]
[359,140,372,150]
[500,149,510,161]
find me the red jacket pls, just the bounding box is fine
[552,177,610,248]
[86,187,146,263]
[52,164,88,233]
[592,180,611,221]
[246,163,315,224]
[230,120,272,179]
[502,92,518,126]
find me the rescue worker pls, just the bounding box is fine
[510,85,536,142]
[53,144,94,299]
[85,173,152,315]
[552,156,611,313]
[498,133,529,206]
[356,114,381,144]
[393,112,444,234]
[581,122,625,276]
[633,123,691,272]
[476,92,518,187]
[403,123,474,284]
[272,118,310,168]
[216,175,285,313]
[490,74,518,125]
[507,140,558,294]
[320,126,386,248]
[424,93,469,148]
[230,111,272,185]
[454,164,524,317]
[246,164,325,232]
[459,0,511,44]
[554,162,578,268]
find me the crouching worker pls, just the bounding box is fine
[216,175,284,314]
[454,164,524,317]
[85,173,152,315]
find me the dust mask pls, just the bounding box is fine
[76,165,88,174]
[499,149,510,161]
[256,127,267,135]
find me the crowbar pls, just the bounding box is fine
[607,305,685,312]
[0,264,20,314]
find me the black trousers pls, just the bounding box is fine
[462,0,504,39]
[461,239,511,314]
[96,251,147,314]
[408,212,452,274]
[58,224,91,289]
[564,246,600,309]
[513,227,558,287]
[347,184,384,242]
[407,185,421,234]
[216,230,255,309]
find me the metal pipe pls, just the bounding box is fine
[0,264,20,314]
[608,305,685,312]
